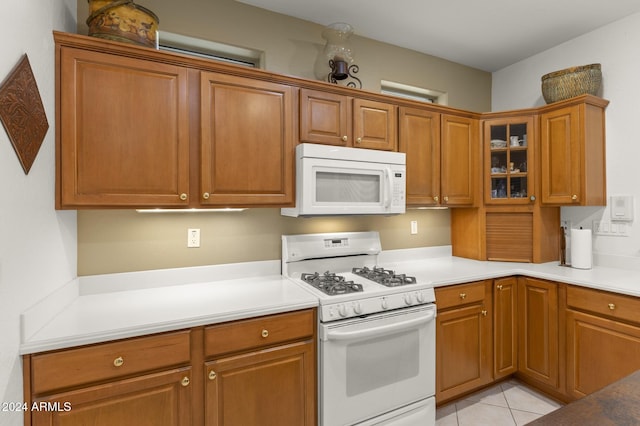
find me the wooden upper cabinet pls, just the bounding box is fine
[399,107,441,206]
[440,114,479,206]
[484,116,535,205]
[352,98,397,150]
[540,95,608,206]
[299,88,397,150]
[57,46,190,208]
[200,72,295,206]
[299,88,351,146]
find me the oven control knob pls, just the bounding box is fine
[338,304,348,317]
[416,292,425,303]
[353,301,363,315]
[381,298,389,310]
[404,293,414,306]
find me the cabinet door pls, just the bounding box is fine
[494,277,518,379]
[540,105,581,205]
[399,107,441,206]
[205,340,315,426]
[32,367,192,426]
[566,309,640,399]
[353,98,397,151]
[200,72,295,206]
[518,277,559,389]
[299,88,350,146]
[485,117,534,205]
[435,282,492,403]
[441,114,479,206]
[58,47,190,208]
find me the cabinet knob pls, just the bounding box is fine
[208,370,217,381]
[179,193,188,201]
[433,196,439,203]
[530,195,536,202]
[113,356,124,367]
[261,329,269,338]
[203,192,210,200]
[481,310,487,316]
[342,135,348,142]
[608,303,616,310]
[459,293,466,300]
[356,137,362,144]
[497,285,503,290]
[181,376,190,387]
[443,196,449,203]
[572,194,578,201]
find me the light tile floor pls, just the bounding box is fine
[436,379,563,426]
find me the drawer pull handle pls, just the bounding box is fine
[181,376,190,387]
[113,356,124,367]
[209,370,217,380]
[608,303,616,310]
[572,194,578,201]
[261,329,269,338]
[459,293,466,300]
[481,310,487,316]
[342,135,348,142]
[179,193,188,201]
[203,192,210,200]
[497,285,503,290]
[356,137,362,144]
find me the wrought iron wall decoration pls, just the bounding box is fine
[0,54,49,174]
[322,23,362,89]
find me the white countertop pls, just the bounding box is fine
[20,264,318,355]
[20,248,640,355]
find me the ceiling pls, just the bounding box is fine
[236,0,640,72]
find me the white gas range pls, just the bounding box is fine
[282,231,436,426]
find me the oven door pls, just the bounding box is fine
[319,304,436,426]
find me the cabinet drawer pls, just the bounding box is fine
[204,309,315,358]
[31,330,191,395]
[567,285,640,324]
[435,281,487,310]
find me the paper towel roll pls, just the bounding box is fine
[571,228,592,269]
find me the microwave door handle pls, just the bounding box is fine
[325,310,435,342]
[384,168,391,209]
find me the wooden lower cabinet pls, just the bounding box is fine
[435,281,492,403]
[494,277,517,379]
[24,309,317,426]
[566,285,640,399]
[203,309,316,426]
[517,277,561,391]
[31,367,192,426]
[205,341,315,426]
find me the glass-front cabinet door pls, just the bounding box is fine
[484,117,534,204]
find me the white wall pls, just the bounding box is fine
[0,1,77,424]
[492,12,640,263]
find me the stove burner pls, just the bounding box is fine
[301,271,364,295]
[352,266,417,287]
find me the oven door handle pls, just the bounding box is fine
[325,310,435,342]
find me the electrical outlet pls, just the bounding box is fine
[410,220,418,235]
[188,228,200,248]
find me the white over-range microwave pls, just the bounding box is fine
[281,143,406,217]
